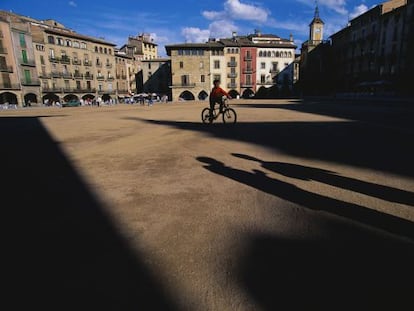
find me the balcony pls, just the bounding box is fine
[257,81,274,86]
[51,71,61,78]
[227,62,238,67]
[84,74,94,80]
[43,87,63,93]
[62,72,73,79]
[270,69,280,74]
[227,83,238,89]
[20,59,36,67]
[244,55,252,61]
[107,76,115,81]
[60,56,71,64]
[105,63,113,69]
[121,75,127,79]
[49,57,60,63]
[98,90,115,94]
[65,88,96,93]
[72,59,82,65]
[83,60,92,66]
[0,47,7,54]
[241,83,254,88]
[73,73,84,79]
[22,79,41,86]
[227,73,237,78]
[243,68,254,74]
[0,65,13,73]
[171,83,196,88]
[97,75,105,81]
[38,72,51,79]
[0,82,21,90]
[96,62,103,68]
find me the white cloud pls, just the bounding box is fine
[181,27,211,43]
[202,0,269,23]
[68,1,77,7]
[350,4,369,19]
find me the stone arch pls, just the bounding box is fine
[82,94,95,100]
[259,51,263,57]
[267,51,271,57]
[0,92,18,105]
[102,94,112,102]
[198,90,208,100]
[276,51,280,57]
[242,88,255,99]
[228,90,240,98]
[63,94,79,102]
[179,91,195,101]
[24,93,38,104]
[42,93,59,105]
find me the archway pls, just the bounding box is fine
[42,93,60,105]
[228,90,240,98]
[0,92,18,105]
[198,90,208,100]
[24,93,38,104]
[242,89,255,99]
[255,86,268,99]
[63,94,79,102]
[82,94,95,100]
[102,94,112,102]
[179,91,195,101]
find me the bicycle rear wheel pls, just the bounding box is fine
[222,108,237,124]
[201,107,212,124]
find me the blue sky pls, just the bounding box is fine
[2,0,380,55]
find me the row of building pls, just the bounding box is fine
[1,0,412,106]
[0,10,158,106]
[300,0,414,96]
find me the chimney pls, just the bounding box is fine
[290,34,294,42]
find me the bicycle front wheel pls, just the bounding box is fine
[201,107,212,124]
[222,108,237,124]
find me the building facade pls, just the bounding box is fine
[140,58,171,99]
[166,32,296,101]
[330,0,412,95]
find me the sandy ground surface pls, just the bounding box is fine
[2,99,414,310]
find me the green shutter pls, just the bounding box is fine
[22,50,28,63]
[24,70,31,84]
[19,33,26,47]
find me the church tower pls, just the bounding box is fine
[309,3,324,44]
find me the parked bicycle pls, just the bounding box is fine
[201,97,237,124]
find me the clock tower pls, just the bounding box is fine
[309,3,324,44]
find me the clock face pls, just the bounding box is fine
[315,28,321,33]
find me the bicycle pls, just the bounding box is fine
[201,97,237,124]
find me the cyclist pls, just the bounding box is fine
[209,79,231,120]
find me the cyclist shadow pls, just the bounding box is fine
[232,153,414,206]
[197,156,414,239]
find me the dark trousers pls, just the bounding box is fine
[209,96,223,114]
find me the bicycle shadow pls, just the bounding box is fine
[232,153,414,206]
[197,156,414,239]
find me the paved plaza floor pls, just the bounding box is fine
[2,99,414,310]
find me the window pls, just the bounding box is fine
[184,50,191,56]
[178,50,183,55]
[191,50,197,55]
[73,41,80,48]
[213,74,220,82]
[148,63,151,69]
[99,47,103,53]
[201,75,205,83]
[40,55,45,65]
[272,62,278,72]
[76,80,81,89]
[180,61,183,69]
[148,72,152,79]
[104,48,107,54]
[214,60,220,69]
[259,51,263,57]
[36,44,44,51]
[57,38,64,45]
[24,69,31,84]
[21,50,28,63]
[48,36,55,44]
[19,33,26,47]
[181,75,189,85]
[246,74,252,85]
[261,74,266,84]
[66,40,72,47]
[261,62,266,69]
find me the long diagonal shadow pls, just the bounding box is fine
[232,153,414,206]
[2,117,178,310]
[197,157,414,240]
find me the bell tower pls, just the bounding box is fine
[309,2,324,44]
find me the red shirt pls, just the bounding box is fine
[210,86,230,98]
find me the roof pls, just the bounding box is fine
[141,58,170,62]
[44,28,116,46]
